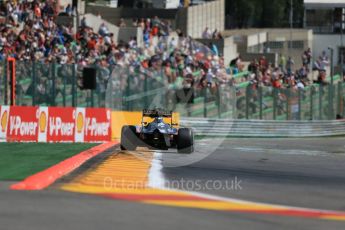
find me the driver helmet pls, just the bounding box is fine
[156,117,163,123]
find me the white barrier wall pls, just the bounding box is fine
[185,0,225,38]
[247,32,267,52]
[313,34,345,67]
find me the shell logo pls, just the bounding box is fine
[1,110,8,132]
[39,111,47,133]
[76,112,84,133]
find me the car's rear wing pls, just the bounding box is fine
[142,109,173,118]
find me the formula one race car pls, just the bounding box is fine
[120,109,194,153]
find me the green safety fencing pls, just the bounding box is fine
[0,61,108,108]
[1,61,344,120]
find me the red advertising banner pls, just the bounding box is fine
[6,106,39,142]
[47,107,75,142]
[2,106,111,143]
[84,108,111,142]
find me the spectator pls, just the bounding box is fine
[81,16,88,28]
[65,4,72,16]
[96,11,102,19]
[210,42,219,56]
[297,66,308,79]
[118,18,127,27]
[34,3,41,19]
[305,48,312,65]
[212,29,218,39]
[248,60,258,73]
[98,23,109,37]
[259,55,268,73]
[315,70,328,85]
[132,18,138,27]
[279,53,286,72]
[272,73,282,88]
[202,27,211,39]
[36,78,47,104]
[313,59,322,71]
[169,37,178,49]
[320,50,329,64]
[286,56,294,75]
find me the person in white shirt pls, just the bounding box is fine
[202,27,211,39]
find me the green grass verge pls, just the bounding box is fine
[0,143,97,181]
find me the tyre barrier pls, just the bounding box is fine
[180,117,345,137]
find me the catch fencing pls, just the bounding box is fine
[1,61,345,120]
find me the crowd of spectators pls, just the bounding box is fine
[1,0,343,112]
[0,0,229,106]
[244,47,330,92]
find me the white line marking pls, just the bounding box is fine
[148,151,165,189]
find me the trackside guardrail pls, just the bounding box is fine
[180,117,345,137]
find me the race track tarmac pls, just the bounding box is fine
[1,138,345,230]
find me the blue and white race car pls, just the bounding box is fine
[120,109,194,153]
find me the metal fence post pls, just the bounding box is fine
[51,62,56,106]
[341,82,345,117]
[144,76,148,109]
[160,68,166,109]
[319,84,323,119]
[310,86,314,120]
[62,65,66,106]
[328,84,333,119]
[3,61,7,105]
[343,96,345,117]
[273,88,277,120]
[341,84,345,117]
[91,89,94,107]
[259,86,263,119]
[337,82,341,116]
[32,61,36,106]
[217,86,221,119]
[72,64,76,107]
[245,85,249,119]
[203,87,207,118]
[126,74,130,111]
[286,88,290,120]
[298,88,302,120]
[232,86,237,119]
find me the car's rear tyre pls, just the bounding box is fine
[120,125,137,151]
[177,128,194,154]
